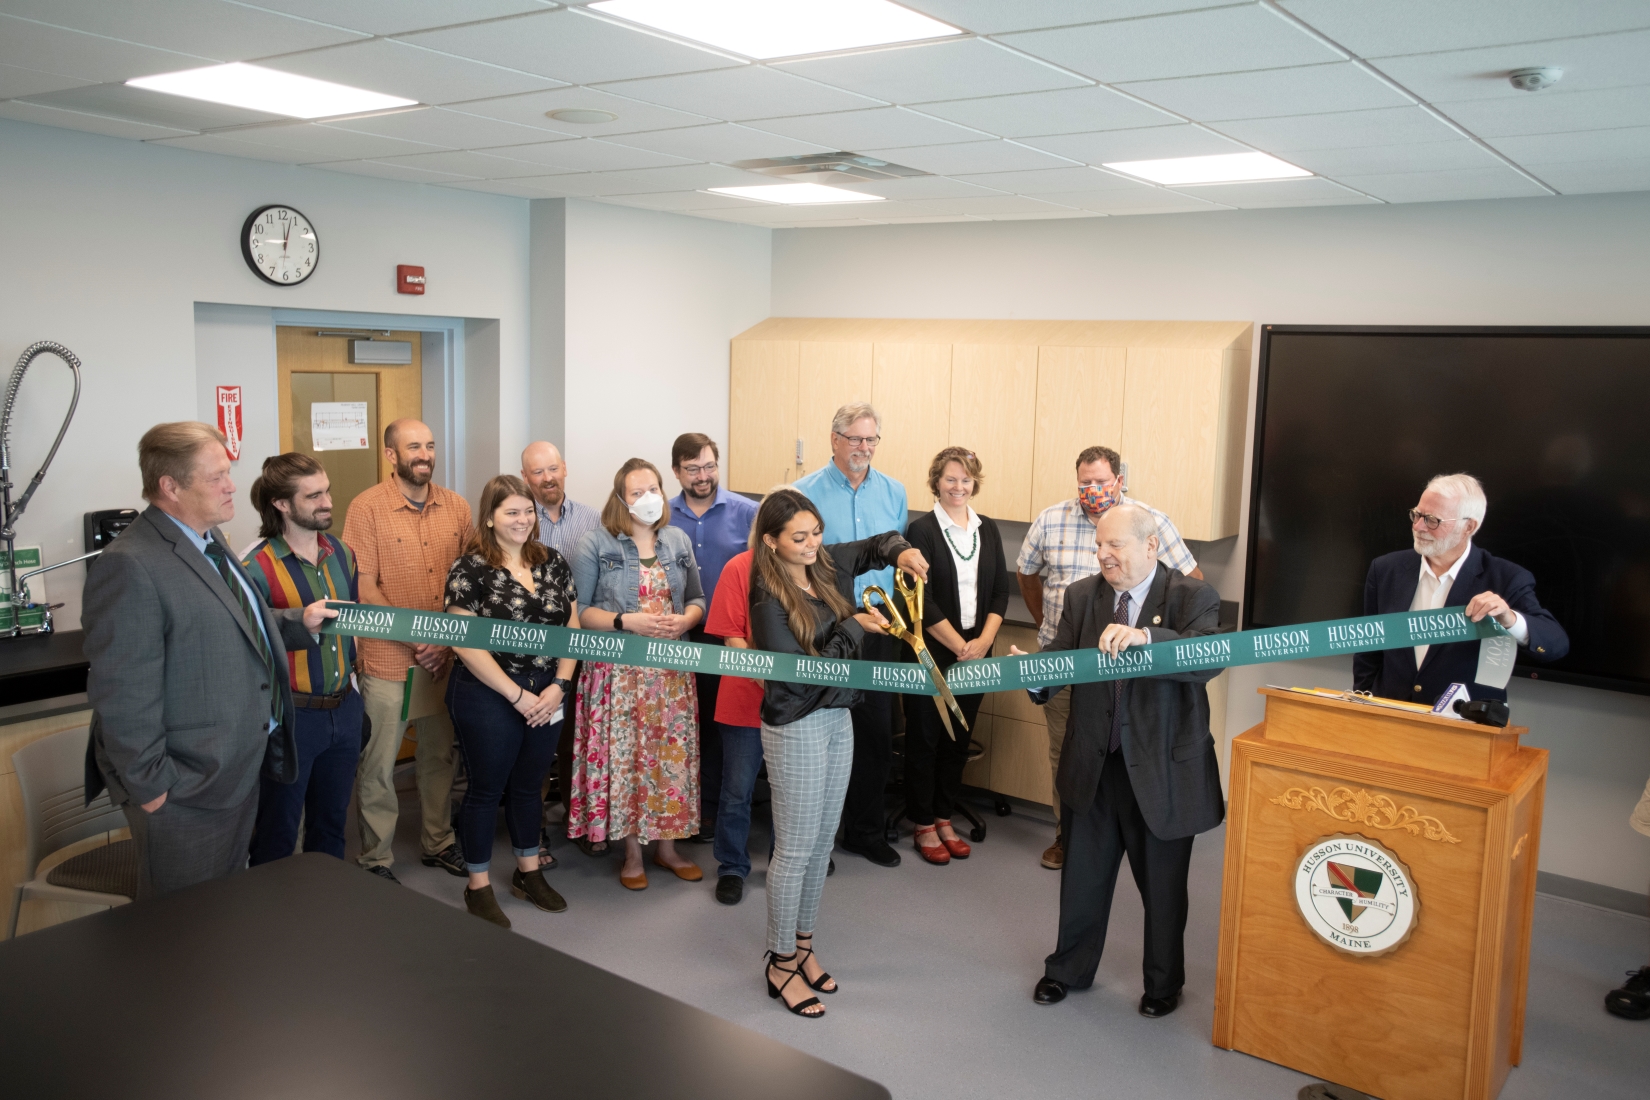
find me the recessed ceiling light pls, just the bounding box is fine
[127,63,416,119]
[547,108,618,124]
[589,0,961,60]
[707,183,885,205]
[1103,151,1312,186]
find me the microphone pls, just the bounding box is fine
[1454,698,1510,727]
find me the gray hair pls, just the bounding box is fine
[1425,472,1487,524]
[831,402,881,437]
[1104,502,1158,545]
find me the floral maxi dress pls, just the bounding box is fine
[568,559,699,843]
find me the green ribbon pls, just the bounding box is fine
[321,602,1508,696]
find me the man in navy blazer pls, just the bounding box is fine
[1353,473,1568,705]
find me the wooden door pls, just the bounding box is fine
[1031,346,1126,517]
[870,343,951,506]
[727,340,799,493]
[796,342,873,480]
[276,327,423,537]
[949,344,1037,521]
[1121,347,1224,540]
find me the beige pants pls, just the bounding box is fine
[1043,686,1071,836]
[356,673,456,867]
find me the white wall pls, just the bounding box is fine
[0,118,530,628]
[771,194,1650,896]
[559,199,770,506]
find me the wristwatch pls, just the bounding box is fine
[551,677,574,695]
[614,613,625,632]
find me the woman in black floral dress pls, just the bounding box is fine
[444,474,579,928]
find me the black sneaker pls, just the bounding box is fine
[365,865,400,884]
[840,837,901,868]
[1605,965,1650,1020]
[422,845,467,878]
[715,874,744,905]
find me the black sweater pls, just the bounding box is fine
[750,532,910,726]
[902,510,1013,670]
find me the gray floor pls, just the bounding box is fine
[373,788,1649,1100]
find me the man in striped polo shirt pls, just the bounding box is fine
[243,453,363,865]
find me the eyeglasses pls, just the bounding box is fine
[1407,509,1457,531]
[835,432,881,448]
[679,463,718,477]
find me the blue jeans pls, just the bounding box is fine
[249,689,364,865]
[713,722,765,879]
[448,663,562,874]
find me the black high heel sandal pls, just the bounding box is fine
[765,951,825,1018]
[793,933,837,994]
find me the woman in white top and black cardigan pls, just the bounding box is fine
[901,447,1013,866]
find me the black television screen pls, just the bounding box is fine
[1245,326,1650,695]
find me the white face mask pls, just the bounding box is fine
[628,490,664,525]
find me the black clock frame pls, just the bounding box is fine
[241,204,319,287]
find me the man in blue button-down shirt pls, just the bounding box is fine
[669,432,759,844]
[793,403,910,867]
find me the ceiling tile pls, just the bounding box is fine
[1026,185,1229,214]
[597,189,764,211]
[152,132,318,162]
[1120,62,1412,122]
[366,149,563,178]
[1170,176,1377,206]
[322,106,556,150]
[890,194,1081,215]
[0,98,196,138]
[1437,85,1650,138]
[1329,164,1551,203]
[0,0,365,60]
[897,2,1218,36]
[988,209,1105,221]
[914,85,1179,138]
[1288,139,1501,176]
[435,177,573,198]
[480,137,692,172]
[1275,0,1650,58]
[856,139,1077,175]
[826,176,1010,200]
[744,106,987,149]
[231,1,554,37]
[1489,125,1650,165]
[592,162,777,192]
[1523,156,1650,195]
[1000,5,1341,84]
[207,121,443,159]
[601,66,883,121]
[397,8,743,85]
[310,158,476,182]
[20,83,286,130]
[0,62,94,99]
[1211,105,1461,151]
[0,14,211,82]
[1020,124,1246,163]
[952,164,1142,193]
[452,86,715,137]
[777,38,1085,105]
[605,122,832,161]
[1370,29,1650,105]
[261,38,562,105]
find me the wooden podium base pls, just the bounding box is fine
[1213,689,1546,1100]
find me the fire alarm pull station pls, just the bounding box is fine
[397,265,426,295]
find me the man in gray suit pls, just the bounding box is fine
[84,422,337,899]
[1014,503,1225,1019]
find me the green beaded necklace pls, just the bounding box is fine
[943,524,979,562]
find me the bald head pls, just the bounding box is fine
[383,419,435,489]
[1095,503,1160,592]
[521,441,568,511]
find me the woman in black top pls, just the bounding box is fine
[445,474,579,929]
[901,447,1013,865]
[749,488,927,1018]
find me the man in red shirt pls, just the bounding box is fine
[703,549,769,905]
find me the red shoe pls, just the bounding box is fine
[913,824,951,865]
[935,819,971,859]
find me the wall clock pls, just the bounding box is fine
[241,204,319,286]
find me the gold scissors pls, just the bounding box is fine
[862,572,969,740]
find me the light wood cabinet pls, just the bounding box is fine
[729,319,1251,536]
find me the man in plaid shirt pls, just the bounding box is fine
[1017,445,1202,871]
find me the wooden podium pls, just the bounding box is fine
[1213,689,1546,1100]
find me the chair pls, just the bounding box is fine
[6,724,137,938]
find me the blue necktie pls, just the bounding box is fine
[1109,592,1130,754]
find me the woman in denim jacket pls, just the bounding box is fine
[569,457,707,889]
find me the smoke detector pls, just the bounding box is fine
[1508,67,1562,92]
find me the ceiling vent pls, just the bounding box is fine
[729,152,929,182]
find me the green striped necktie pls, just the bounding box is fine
[204,540,283,727]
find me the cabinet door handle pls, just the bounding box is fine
[795,438,805,465]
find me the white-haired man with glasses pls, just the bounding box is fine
[1353,473,1568,705]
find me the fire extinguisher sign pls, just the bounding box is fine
[217,385,243,460]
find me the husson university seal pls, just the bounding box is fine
[1294,834,1419,957]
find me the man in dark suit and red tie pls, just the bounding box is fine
[1353,473,1568,705]
[1012,502,1226,1020]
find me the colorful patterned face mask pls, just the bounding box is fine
[1078,481,1121,516]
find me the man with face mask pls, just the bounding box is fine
[343,419,474,882]
[522,440,599,561]
[1017,446,1201,871]
[1352,472,1567,705]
